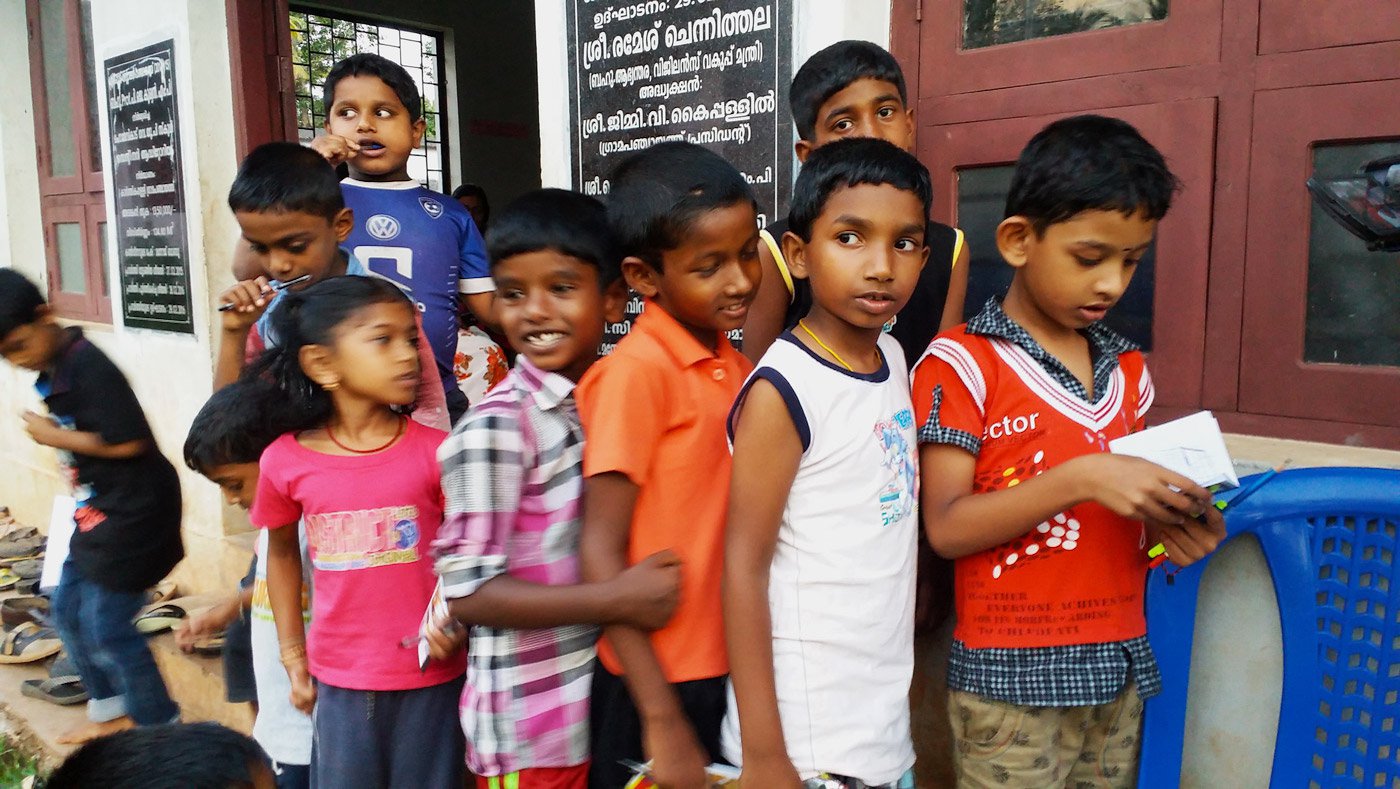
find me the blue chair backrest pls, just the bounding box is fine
[1139,466,1400,789]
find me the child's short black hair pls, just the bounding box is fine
[487,189,621,286]
[0,269,47,341]
[606,141,757,271]
[790,40,908,142]
[323,53,423,122]
[44,722,270,789]
[452,182,490,216]
[1006,114,1181,235]
[787,137,932,241]
[227,142,345,220]
[184,380,303,475]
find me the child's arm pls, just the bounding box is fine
[213,278,273,390]
[938,236,970,331]
[174,589,246,652]
[724,380,803,789]
[265,522,315,714]
[920,445,1215,559]
[22,412,148,459]
[581,472,710,789]
[409,312,450,430]
[435,414,680,631]
[741,238,790,363]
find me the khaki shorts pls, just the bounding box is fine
[947,683,1143,788]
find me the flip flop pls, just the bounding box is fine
[0,538,43,562]
[134,603,186,635]
[11,559,43,580]
[0,526,38,544]
[1,597,49,629]
[145,581,178,606]
[22,675,87,706]
[0,622,62,663]
[0,568,19,591]
[15,578,39,596]
[191,634,225,656]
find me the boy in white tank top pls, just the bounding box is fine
[722,137,932,789]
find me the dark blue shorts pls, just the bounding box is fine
[310,675,465,789]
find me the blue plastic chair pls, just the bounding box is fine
[1139,466,1400,789]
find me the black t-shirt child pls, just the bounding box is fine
[764,218,963,369]
[36,328,183,592]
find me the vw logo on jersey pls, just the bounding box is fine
[365,214,400,241]
[419,197,444,219]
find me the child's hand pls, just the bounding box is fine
[645,715,709,789]
[174,596,240,653]
[1073,454,1213,524]
[21,412,61,447]
[610,549,681,630]
[286,661,317,715]
[422,614,466,661]
[740,754,802,789]
[1146,504,1226,568]
[218,277,274,334]
[308,134,361,166]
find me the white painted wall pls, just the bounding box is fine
[0,0,247,595]
[532,0,891,188]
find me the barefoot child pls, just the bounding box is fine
[248,276,466,788]
[723,138,929,788]
[0,269,181,745]
[913,115,1226,786]
[433,189,681,788]
[183,381,313,788]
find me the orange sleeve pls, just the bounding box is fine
[577,355,667,484]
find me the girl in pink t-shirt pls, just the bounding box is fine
[247,276,466,788]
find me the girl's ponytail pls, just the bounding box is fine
[240,275,414,430]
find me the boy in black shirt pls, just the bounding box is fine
[0,270,182,745]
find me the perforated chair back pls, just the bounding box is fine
[1139,467,1400,789]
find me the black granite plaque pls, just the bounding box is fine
[105,39,194,333]
[567,0,793,352]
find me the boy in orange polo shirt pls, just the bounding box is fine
[577,142,762,789]
[913,115,1226,786]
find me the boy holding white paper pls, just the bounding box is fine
[912,115,1226,786]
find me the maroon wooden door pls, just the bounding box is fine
[893,0,1400,448]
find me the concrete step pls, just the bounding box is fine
[0,593,252,769]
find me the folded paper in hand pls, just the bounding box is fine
[1108,411,1239,489]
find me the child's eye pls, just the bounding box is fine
[376,108,393,118]
[551,282,576,295]
[1125,258,1142,268]
[1074,256,1102,267]
[894,238,919,252]
[406,333,420,348]
[285,243,308,254]
[249,244,269,255]
[696,264,721,277]
[499,288,524,301]
[832,118,854,132]
[837,231,860,245]
[878,106,897,118]
[337,108,356,119]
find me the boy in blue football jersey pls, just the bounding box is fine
[311,53,496,423]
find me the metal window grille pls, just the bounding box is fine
[289,8,446,191]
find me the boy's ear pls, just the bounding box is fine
[601,278,628,323]
[332,208,354,244]
[411,117,427,150]
[620,256,660,298]
[996,216,1035,270]
[794,138,813,164]
[298,344,339,390]
[780,231,810,280]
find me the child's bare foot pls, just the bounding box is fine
[56,716,136,744]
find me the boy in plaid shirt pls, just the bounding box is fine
[432,190,680,788]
